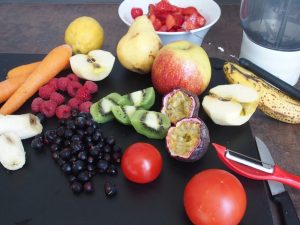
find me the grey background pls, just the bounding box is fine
[0,0,241,5]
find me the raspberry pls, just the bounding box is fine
[40,100,57,118]
[68,98,82,110]
[31,97,44,113]
[38,85,55,100]
[50,92,65,105]
[67,73,80,82]
[67,81,82,97]
[83,81,98,94]
[75,87,92,101]
[57,77,70,91]
[56,105,71,119]
[79,101,92,113]
[48,78,58,90]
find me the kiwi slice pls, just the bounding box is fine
[90,93,123,123]
[130,109,171,139]
[119,87,155,109]
[111,105,138,125]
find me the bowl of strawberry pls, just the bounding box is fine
[118,0,221,45]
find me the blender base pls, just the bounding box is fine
[239,32,300,86]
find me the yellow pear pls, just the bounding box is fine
[116,15,162,74]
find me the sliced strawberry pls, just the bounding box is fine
[155,0,177,13]
[173,13,184,27]
[182,6,198,16]
[182,13,199,31]
[131,7,143,19]
[148,14,156,24]
[148,4,156,16]
[196,14,206,27]
[165,14,176,31]
[153,18,162,31]
[156,12,169,22]
[158,25,168,32]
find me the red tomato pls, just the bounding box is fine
[184,169,247,225]
[121,142,163,184]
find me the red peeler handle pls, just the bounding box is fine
[273,166,300,190]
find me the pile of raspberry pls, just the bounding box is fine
[31,74,98,119]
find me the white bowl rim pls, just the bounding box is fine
[118,0,221,35]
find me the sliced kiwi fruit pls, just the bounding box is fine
[90,93,124,123]
[119,87,155,109]
[111,105,138,125]
[129,109,171,139]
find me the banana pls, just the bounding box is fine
[223,62,300,124]
[0,132,25,170]
[0,113,43,139]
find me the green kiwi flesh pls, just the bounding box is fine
[119,87,155,109]
[111,105,137,125]
[129,109,171,139]
[90,93,123,123]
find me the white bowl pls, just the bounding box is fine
[118,0,221,45]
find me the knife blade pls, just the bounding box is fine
[255,137,300,225]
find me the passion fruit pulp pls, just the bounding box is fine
[161,89,199,125]
[166,117,210,162]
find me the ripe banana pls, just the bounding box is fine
[0,132,25,170]
[223,62,300,124]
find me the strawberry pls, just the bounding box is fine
[155,0,177,13]
[131,7,143,19]
[165,14,176,31]
[196,14,206,27]
[182,6,198,16]
[173,13,184,27]
[153,18,162,31]
[156,12,169,22]
[148,4,156,16]
[149,14,156,24]
[158,25,168,32]
[182,13,199,31]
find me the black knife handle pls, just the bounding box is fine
[239,58,300,100]
[273,191,300,225]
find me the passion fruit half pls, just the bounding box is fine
[166,117,210,162]
[161,89,200,125]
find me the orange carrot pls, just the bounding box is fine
[0,73,30,103]
[7,61,70,79]
[7,61,41,79]
[0,44,72,115]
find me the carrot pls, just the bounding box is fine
[0,73,30,103]
[0,44,72,115]
[7,61,70,79]
[7,61,41,79]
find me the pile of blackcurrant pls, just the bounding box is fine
[31,110,121,196]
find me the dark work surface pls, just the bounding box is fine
[0,54,273,225]
[0,3,299,225]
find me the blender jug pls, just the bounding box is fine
[239,0,300,86]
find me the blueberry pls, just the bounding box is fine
[84,136,93,144]
[68,175,77,183]
[97,160,109,173]
[77,171,90,183]
[103,153,111,162]
[51,152,59,161]
[59,119,67,126]
[35,112,45,123]
[71,135,82,142]
[103,144,111,153]
[59,148,72,160]
[107,164,118,176]
[64,129,73,139]
[53,137,62,145]
[112,152,122,164]
[64,139,71,147]
[85,127,94,135]
[92,131,102,142]
[76,129,85,137]
[31,136,44,150]
[61,162,72,175]
[70,141,83,154]
[78,112,88,118]
[77,151,88,161]
[50,143,59,152]
[83,181,94,193]
[72,160,85,174]
[105,136,115,146]
[87,156,95,164]
[71,109,79,118]
[66,120,76,130]
[104,181,117,197]
[85,119,93,127]
[112,145,122,153]
[74,116,86,128]
[57,159,66,167]
[71,181,83,194]
[86,163,95,172]
[44,130,57,143]
[56,126,65,137]
[70,156,77,163]
[97,152,104,160]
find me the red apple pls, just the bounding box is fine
[151,41,211,95]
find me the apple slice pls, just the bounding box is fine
[202,84,259,126]
[70,50,115,81]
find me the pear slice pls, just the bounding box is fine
[70,49,115,81]
[202,84,259,126]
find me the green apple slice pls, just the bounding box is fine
[70,49,115,81]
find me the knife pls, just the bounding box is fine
[255,137,300,225]
[239,58,300,100]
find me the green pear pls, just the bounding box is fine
[117,15,162,74]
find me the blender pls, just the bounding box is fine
[239,0,300,86]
